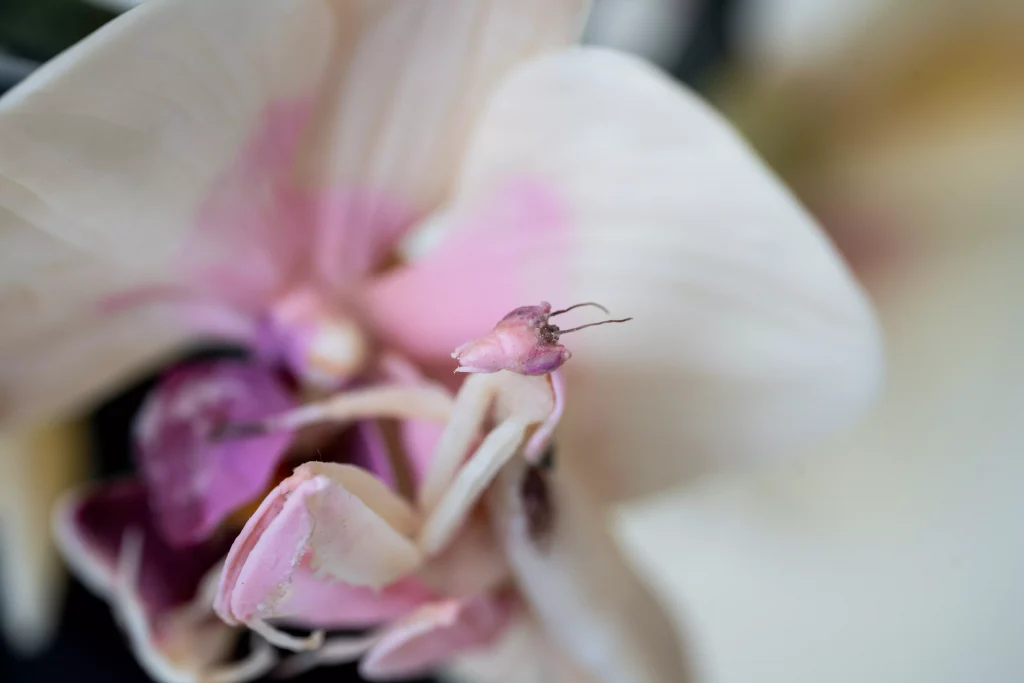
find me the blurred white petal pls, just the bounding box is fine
[487,457,690,683]
[616,224,1024,683]
[444,616,597,683]
[732,0,892,75]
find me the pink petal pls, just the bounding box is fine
[216,463,426,632]
[133,361,295,546]
[183,103,420,306]
[360,594,517,680]
[361,178,571,370]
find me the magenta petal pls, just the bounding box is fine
[133,360,296,546]
[54,481,272,682]
[55,480,228,620]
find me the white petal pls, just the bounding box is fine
[487,457,690,683]
[454,48,883,500]
[0,0,586,265]
[0,0,329,422]
[0,0,334,270]
[294,0,588,209]
[0,0,586,424]
[444,616,598,683]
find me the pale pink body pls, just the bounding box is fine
[452,302,572,376]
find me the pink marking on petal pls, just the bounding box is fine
[361,178,571,369]
[96,284,200,315]
[183,100,315,309]
[133,361,296,547]
[309,190,419,290]
[359,593,517,680]
[181,99,420,313]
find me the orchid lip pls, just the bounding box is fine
[132,360,296,547]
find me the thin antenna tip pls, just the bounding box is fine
[549,301,611,317]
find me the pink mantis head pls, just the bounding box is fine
[451,301,632,375]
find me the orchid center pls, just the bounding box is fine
[260,288,370,391]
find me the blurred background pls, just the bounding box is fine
[2,0,1022,681]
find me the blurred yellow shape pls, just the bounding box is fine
[0,421,89,655]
